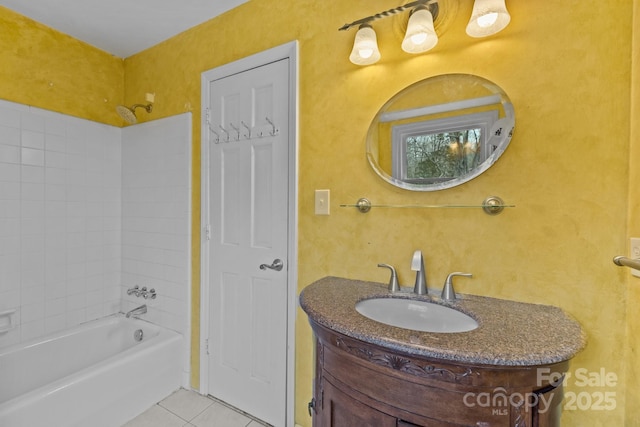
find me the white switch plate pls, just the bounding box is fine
[315,189,330,215]
[632,238,640,278]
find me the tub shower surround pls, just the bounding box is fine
[121,114,191,337]
[0,100,191,357]
[0,101,192,424]
[0,100,122,348]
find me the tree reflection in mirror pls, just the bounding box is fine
[392,110,498,185]
[405,128,481,183]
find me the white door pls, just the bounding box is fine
[206,58,289,426]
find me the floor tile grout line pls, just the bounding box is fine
[158,390,216,423]
[141,388,272,427]
[156,402,192,424]
[205,395,271,426]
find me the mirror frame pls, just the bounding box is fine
[366,74,515,191]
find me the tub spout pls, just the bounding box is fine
[126,304,147,318]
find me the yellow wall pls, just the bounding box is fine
[0,6,123,124]
[1,0,638,425]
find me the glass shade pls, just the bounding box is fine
[466,0,511,38]
[349,24,381,65]
[401,8,438,54]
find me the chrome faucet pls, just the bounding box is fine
[126,304,147,318]
[378,263,400,293]
[411,250,427,295]
[441,272,473,302]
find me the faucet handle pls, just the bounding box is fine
[143,288,157,299]
[441,272,472,302]
[377,263,400,293]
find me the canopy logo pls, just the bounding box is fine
[462,367,617,416]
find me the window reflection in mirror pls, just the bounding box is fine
[367,74,515,191]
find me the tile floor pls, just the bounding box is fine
[123,388,270,427]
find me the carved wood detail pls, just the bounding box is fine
[335,336,480,382]
[513,400,527,427]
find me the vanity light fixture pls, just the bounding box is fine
[401,6,438,53]
[340,0,511,66]
[350,24,382,66]
[466,0,511,37]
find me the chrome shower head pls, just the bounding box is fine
[116,103,153,125]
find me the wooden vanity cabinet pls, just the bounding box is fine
[310,321,567,427]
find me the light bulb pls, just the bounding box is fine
[466,0,511,38]
[359,48,374,59]
[410,33,428,45]
[402,8,438,54]
[477,12,498,28]
[349,24,381,65]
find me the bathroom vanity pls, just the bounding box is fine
[300,277,585,427]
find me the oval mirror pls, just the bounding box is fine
[366,74,515,191]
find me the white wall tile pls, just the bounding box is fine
[21,165,45,183]
[45,117,66,137]
[0,163,20,182]
[46,151,67,169]
[121,114,191,334]
[21,182,45,200]
[22,130,45,150]
[21,112,45,133]
[0,102,190,351]
[21,148,45,166]
[0,105,23,127]
[21,302,45,323]
[0,126,20,146]
[21,320,45,342]
[44,313,66,334]
[0,182,20,201]
[0,101,123,349]
[0,144,20,164]
[46,134,66,152]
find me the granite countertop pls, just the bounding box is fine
[299,276,586,367]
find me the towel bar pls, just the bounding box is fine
[340,196,514,215]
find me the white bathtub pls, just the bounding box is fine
[0,315,183,427]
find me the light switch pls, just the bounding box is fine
[315,189,330,215]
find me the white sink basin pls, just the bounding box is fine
[355,298,478,333]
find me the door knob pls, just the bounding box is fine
[260,259,284,271]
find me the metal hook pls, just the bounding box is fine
[210,128,220,144]
[205,115,221,144]
[229,122,241,141]
[241,121,251,139]
[206,123,221,144]
[219,125,230,142]
[265,117,279,136]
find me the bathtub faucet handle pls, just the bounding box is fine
[127,285,139,296]
[142,288,157,299]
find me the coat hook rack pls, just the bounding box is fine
[205,110,279,144]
